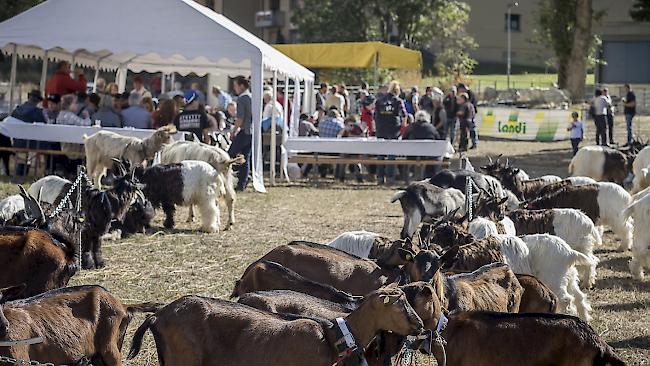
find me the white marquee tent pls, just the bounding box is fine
[0,0,315,192]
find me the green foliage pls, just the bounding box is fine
[428,0,477,79]
[0,0,44,22]
[290,0,370,43]
[631,0,650,21]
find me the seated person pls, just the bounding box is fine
[12,89,46,123]
[121,92,151,129]
[402,110,443,178]
[261,91,284,132]
[94,93,123,127]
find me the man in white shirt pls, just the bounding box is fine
[262,91,284,132]
[592,88,608,146]
[603,87,615,145]
[325,86,346,117]
[131,75,152,99]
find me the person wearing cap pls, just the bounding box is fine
[131,75,152,99]
[43,94,62,124]
[567,111,583,156]
[212,85,232,111]
[228,76,253,191]
[45,61,86,105]
[173,90,210,141]
[443,86,458,142]
[11,90,46,123]
[316,83,328,110]
[456,92,476,152]
[121,92,151,129]
[360,95,376,136]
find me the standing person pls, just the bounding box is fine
[173,90,209,141]
[95,78,106,94]
[623,84,636,146]
[131,75,152,99]
[374,81,406,185]
[443,86,458,142]
[325,86,346,117]
[457,83,478,148]
[405,86,420,115]
[87,93,100,117]
[277,88,292,123]
[603,87,615,145]
[338,84,351,116]
[456,93,475,152]
[315,83,328,110]
[121,92,152,129]
[212,85,232,111]
[418,86,435,115]
[105,82,119,96]
[228,76,253,192]
[151,99,178,129]
[360,95,376,136]
[45,61,86,105]
[191,82,206,105]
[431,97,447,136]
[567,111,583,156]
[592,89,608,146]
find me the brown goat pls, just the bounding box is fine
[129,287,427,366]
[0,285,161,365]
[235,241,407,295]
[0,227,77,301]
[516,273,558,313]
[509,209,556,235]
[443,262,522,313]
[230,260,359,307]
[238,290,353,319]
[536,180,573,198]
[525,184,601,223]
[440,311,626,366]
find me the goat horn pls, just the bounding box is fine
[487,156,493,164]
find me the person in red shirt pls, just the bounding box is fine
[45,61,86,105]
[360,95,375,136]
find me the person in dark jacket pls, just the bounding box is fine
[11,90,47,176]
[443,86,458,142]
[456,93,476,152]
[374,81,406,185]
[457,83,478,148]
[403,110,443,178]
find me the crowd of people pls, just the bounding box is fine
[588,84,636,149]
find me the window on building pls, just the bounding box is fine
[505,13,521,31]
[270,0,280,10]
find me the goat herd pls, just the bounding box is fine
[0,126,646,365]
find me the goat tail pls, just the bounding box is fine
[390,190,406,203]
[126,302,165,314]
[568,158,575,175]
[226,154,246,167]
[594,351,627,366]
[230,280,241,299]
[571,250,599,267]
[128,315,156,360]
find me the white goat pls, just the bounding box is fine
[27,175,72,205]
[521,234,595,321]
[326,230,381,258]
[631,146,650,193]
[0,195,24,222]
[468,217,499,239]
[539,175,562,183]
[565,176,598,186]
[84,124,177,184]
[503,189,521,212]
[624,193,650,279]
[160,140,244,228]
[569,145,629,185]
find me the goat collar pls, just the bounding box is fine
[332,318,368,366]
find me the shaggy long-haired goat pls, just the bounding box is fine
[84,124,177,184]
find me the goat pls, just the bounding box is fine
[109,197,155,238]
[84,124,177,184]
[0,285,161,365]
[160,140,244,228]
[0,195,24,224]
[27,175,74,208]
[631,145,650,193]
[569,145,630,186]
[427,168,504,197]
[425,220,593,320]
[468,217,499,238]
[441,311,626,366]
[391,182,466,239]
[623,193,650,279]
[525,182,633,252]
[326,231,419,267]
[206,130,232,151]
[230,260,359,307]
[128,287,428,366]
[480,155,530,181]
[238,290,354,320]
[497,167,564,201]
[134,161,224,233]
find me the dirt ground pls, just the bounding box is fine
[0,115,648,365]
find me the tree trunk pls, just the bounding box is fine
[565,0,592,102]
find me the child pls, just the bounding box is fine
[567,111,583,156]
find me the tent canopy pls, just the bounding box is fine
[0,0,314,80]
[273,42,422,70]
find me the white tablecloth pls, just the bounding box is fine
[286,137,454,157]
[0,117,157,144]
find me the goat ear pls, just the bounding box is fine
[0,284,26,302]
[440,245,460,267]
[420,284,434,298]
[497,196,509,205]
[398,248,415,262]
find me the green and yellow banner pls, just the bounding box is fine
[476,107,583,141]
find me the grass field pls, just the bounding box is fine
[420,73,596,91]
[1,115,649,365]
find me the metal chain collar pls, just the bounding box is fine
[48,170,92,219]
[0,355,62,366]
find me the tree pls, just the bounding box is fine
[368,0,437,48]
[290,0,371,43]
[631,0,650,21]
[428,0,477,79]
[0,0,44,22]
[534,0,598,101]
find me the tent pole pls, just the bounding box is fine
[92,63,100,93]
[40,50,49,95]
[171,73,175,90]
[161,73,166,94]
[250,62,266,193]
[9,44,17,113]
[281,75,290,182]
[270,70,278,186]
[373,52,379,91]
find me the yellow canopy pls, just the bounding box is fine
[272,42,422,70]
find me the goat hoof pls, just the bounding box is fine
[93,255,106,269]
[81,253,95,270]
